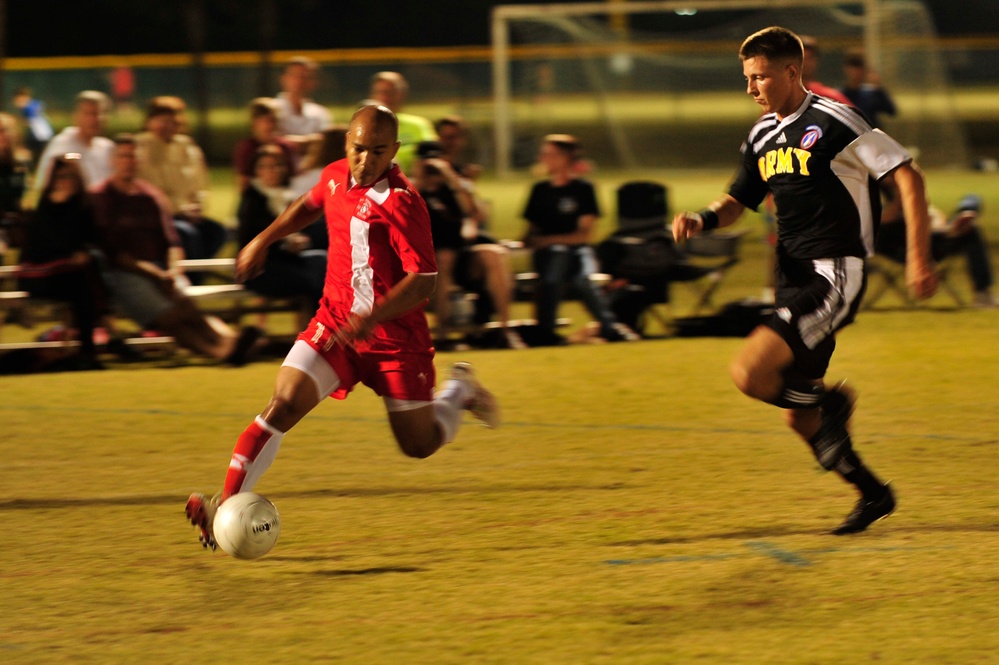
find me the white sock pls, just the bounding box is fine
[432,378,472,444]
[236,416,284,493]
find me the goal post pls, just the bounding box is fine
[491,0,965,175]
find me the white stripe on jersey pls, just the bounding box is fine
[797,257,865,349]
[349,215,375,316]
[365,177,391,205]
[813,98,871,136]
[747,114,779,146]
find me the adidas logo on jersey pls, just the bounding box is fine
[776,132,787,144]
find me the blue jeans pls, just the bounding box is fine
[533,245,618,335]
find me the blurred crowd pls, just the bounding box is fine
[0,47,994,372]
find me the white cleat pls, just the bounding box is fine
[450,361,500,429]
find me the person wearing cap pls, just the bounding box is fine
[878,177,996,307]
[412,140,525,349]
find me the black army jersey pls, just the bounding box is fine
[728,92,911,260]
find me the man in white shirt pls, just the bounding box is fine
[273,57,332,152]
[35,91,115,189]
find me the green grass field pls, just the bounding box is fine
[1,168,998,664]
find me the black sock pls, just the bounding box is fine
[836,449,886,499]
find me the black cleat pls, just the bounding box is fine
[831,484,896,535]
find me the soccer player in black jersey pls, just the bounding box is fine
[673,26,938,534]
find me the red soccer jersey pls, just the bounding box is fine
[305,159,438,351]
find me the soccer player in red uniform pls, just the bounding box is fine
[187,105,498,550]
[673,27,937,535]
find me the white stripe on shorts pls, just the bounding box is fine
[797,257,865,349]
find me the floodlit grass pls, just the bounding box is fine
[1,308,998,664]
[1,166,997,664]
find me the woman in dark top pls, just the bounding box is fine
[237,144,326,319]
[0,113,30,255]
[17,154,108,367]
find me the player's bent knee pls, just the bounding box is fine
[388,408,444,460]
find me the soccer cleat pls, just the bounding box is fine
[186,492,222,550]
[600,322,641,343]
[450,361,500,429]
[831,484,896,535]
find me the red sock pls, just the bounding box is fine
[223,417,279,498]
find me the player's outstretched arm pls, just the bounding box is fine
[672,195,746,243]
[235,194,322,282]
[892,162,938,300]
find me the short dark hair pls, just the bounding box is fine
[739,26,804,64]
[844,48,866,68]
[112,133,136,147]
[434,115,465,134]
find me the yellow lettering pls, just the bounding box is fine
[757,156,768,181]
[794,148,811,176]
[776,147,794,174]
[765,150,777,179]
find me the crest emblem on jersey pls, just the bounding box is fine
[355,197,372,220]
[800,125,823,150]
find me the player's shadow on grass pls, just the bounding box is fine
[0,483,615,511]
[608,521,999,547]
[300,566,426,577]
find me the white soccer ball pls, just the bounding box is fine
[212,492,281,560]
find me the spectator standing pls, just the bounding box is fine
[35,91,115,192]
[800,35,853,105]
[13,87,54,164]
[368,71,437,175]
[840,48,897,128]
[273,57,333,152]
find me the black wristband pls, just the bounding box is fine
[698,208,720,231]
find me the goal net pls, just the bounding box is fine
[491,0,968,174]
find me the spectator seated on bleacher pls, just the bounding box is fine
[412,140,525,349]
[522,134,637,346]
[0,112,30,259]
[878,174,996,308]
[135,97,227,272]
[233,98,299,194]
[93,134,261,365]
[15,154,107,369]
[237,144,326,323]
